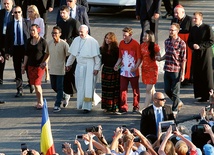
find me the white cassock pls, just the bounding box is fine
[66,35,101,111]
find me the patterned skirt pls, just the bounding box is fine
[101,66,120,112]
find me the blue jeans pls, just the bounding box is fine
[164,71,181,111]
[50,75,64,107]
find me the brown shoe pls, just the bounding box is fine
[177,102,184,112]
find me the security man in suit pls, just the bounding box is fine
[0,0,14,85]
[140,92,175,137]
[5,6,31,97]
[136,0,161,43]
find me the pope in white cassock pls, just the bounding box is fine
[66,25,101,113]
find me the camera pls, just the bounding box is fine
[171,124,177,133]
[21,143,27,152]
[72,143,78,153]
[27,150,33,155]
[62,144,65,149]
[205,104,214,111]
[85,126,99,132]
[129,128,135,133]
[76,135,83,139]
[133,137,141,142]
[196,124,205,132]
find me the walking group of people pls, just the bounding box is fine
[0,0,214,118]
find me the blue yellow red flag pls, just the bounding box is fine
[40,99,55,155]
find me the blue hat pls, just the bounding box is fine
[203,144,214,155]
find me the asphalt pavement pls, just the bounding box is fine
[0,0,214,154]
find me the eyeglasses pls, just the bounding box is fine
[14,11,21,14]
[156,98,166,101]
[169,29,177,32]
[51,32,59,34]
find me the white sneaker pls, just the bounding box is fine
[53,106,61,113]
[63,98,69,107]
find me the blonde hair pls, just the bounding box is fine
[165,140,177,155]
[27,5,40,19]
[175,140,188,155]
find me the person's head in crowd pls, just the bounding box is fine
[66,0,76,8]
[164,140,177,155]
[203,144,214,155]
[193,12,203,26]
[143,30,156,60]
[27,5,40,19]
[79,25,89,39]
[175,140,188,155]
[60,5,70,20]
[174,5,185,20]
[122,27,133,43]
[153,92,166,108]
[13,6,22,20]
[102,32,118,50]
[169,23,180,38]
[51,26,62,42]
[30,24,40,38]
[3,0,13,12]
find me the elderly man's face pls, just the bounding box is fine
[3,0,13,11]
[79,27,88,38]
[174,8,185,20]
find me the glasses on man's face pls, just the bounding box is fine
[14,11,21,14]
[169,29,177,32]
[51,32,59,35]
[156,98,166,101]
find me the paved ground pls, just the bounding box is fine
[0,0,214,154]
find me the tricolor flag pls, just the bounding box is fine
[40,99,56,155]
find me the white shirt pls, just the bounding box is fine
[14,18,24,45]
[70,5,76,19]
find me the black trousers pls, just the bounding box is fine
[162,0,179,14]
[0,49,5,81]
[12,45,25,81]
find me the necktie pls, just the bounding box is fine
[17,21,21,45]
[156,109,162,133]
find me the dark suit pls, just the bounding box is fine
[60,0,89,12]
[0,9,13,82]
[5,18,30,91]
[162,0,179,15]
[140,104,175,136]
[136,0,161,43]
[56,4,90,29]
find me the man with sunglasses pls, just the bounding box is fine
[0,0,14,85]
[5,6,31,97]
[140,92,175,137]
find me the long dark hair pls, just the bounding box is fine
[145,30,156,60]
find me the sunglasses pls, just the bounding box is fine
[156,98,166,101]
[14,11,21,14]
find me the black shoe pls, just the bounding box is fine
[197,98,208,102]
[0,100,5,104]
[162,13,173,19]
[83,109,90,114]
[30,85,35,93]
[15,91,23,97]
